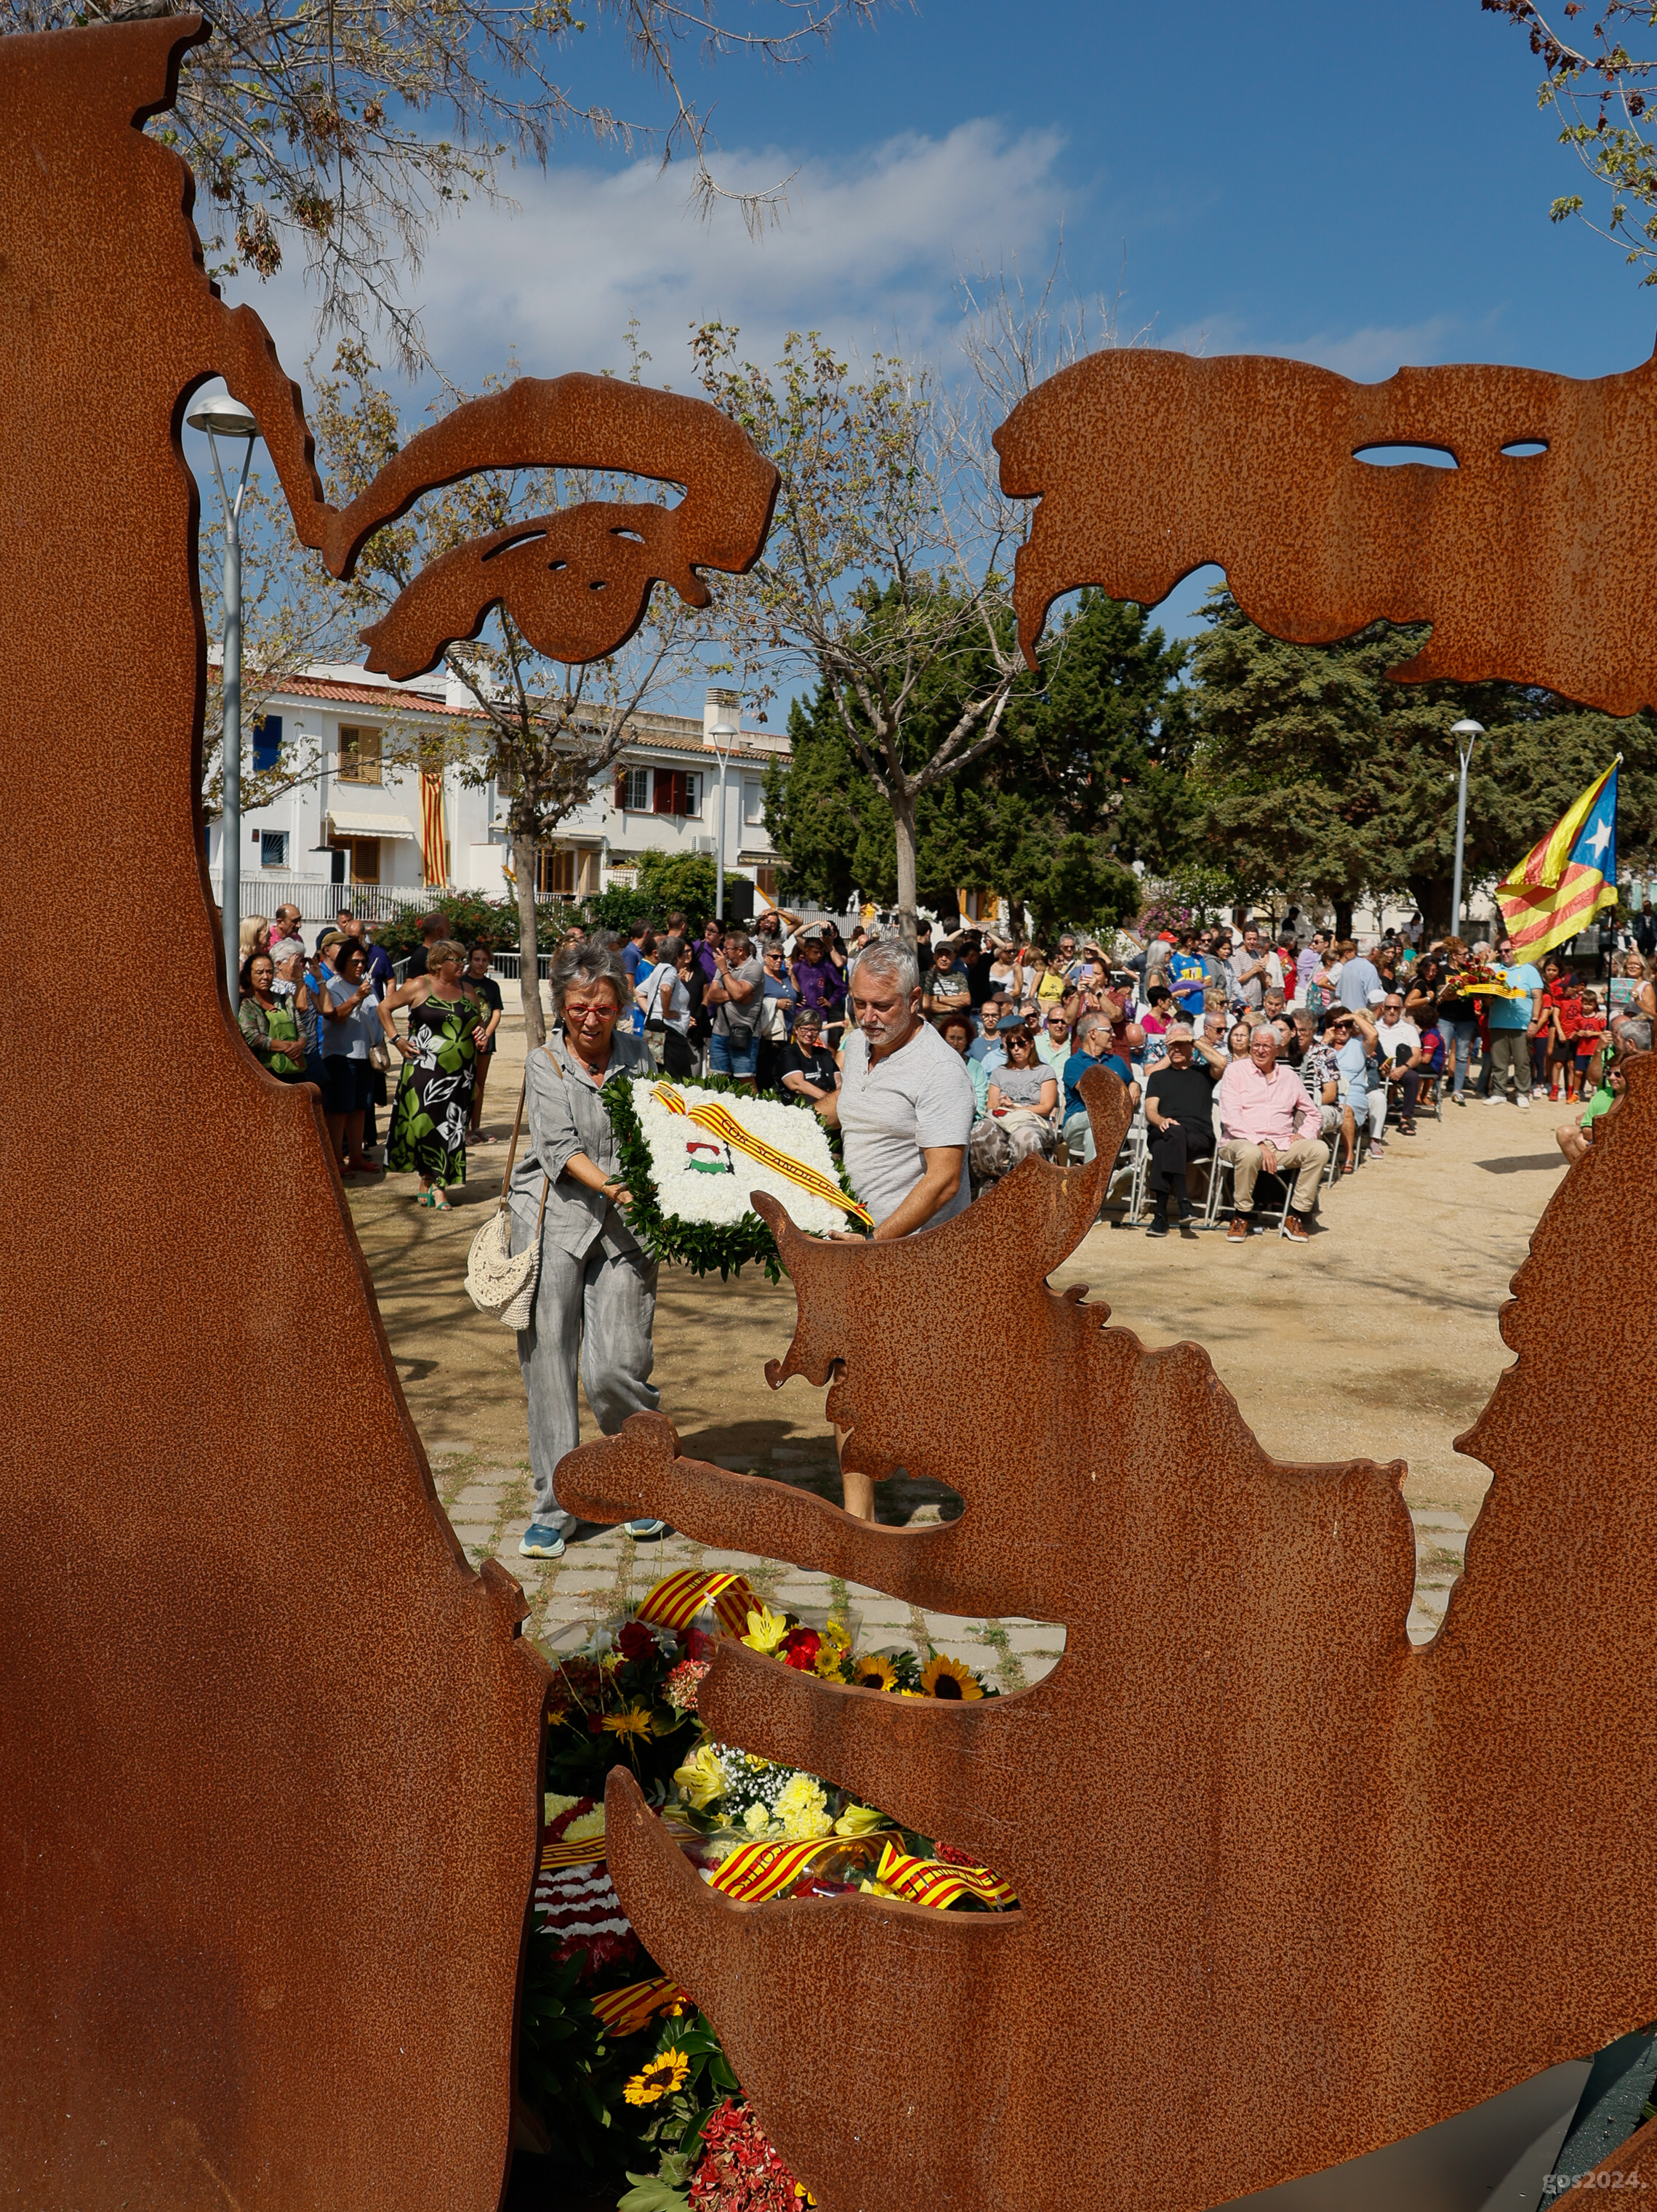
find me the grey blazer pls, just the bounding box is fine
[508,1029,654,1260]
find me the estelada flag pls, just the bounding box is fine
[1496,760,1619,966]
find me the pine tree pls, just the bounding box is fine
[763,590,1187,936]
[1187,591,1655,935]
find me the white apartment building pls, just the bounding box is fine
[205,669,790,921]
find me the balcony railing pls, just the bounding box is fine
[207,873,431,926]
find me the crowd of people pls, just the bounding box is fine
[233,900,1648,1248]
[228,903,1645,1557]
[235,904,501,1207]
[615,909,1648,1244]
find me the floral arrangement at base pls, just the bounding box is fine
[605,1071,865,1280]
[521,1572,1014,2203]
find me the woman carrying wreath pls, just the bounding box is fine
[380,937,488,1208]
[511,941,664,1562]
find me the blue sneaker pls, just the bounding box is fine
[519,1521,567,1560]
[623,1518,669,1540]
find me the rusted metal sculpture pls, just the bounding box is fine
[0,19,773,2207]
[560,1058,1657,2212]
[995,345,1657,714]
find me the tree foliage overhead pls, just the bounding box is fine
[16,0,878,371]
[1485,1,1657,285]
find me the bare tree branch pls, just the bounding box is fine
[17,0,894,373]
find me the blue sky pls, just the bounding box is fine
[214,0,1657,657]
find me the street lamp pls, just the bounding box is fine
[187,390,260,991]
[1450,717,1485,936]
[709,711,739,921]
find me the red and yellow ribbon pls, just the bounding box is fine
[708,1832,886,1902]
[872,1841,1018,1910]
[590,1974,690,2036]
[651,1085,873,1226]
[635,1568,759,1638]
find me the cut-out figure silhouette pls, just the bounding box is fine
[562,1064,1657,2212]
[0,19,772,2208]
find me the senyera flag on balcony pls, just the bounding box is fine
[420,768,449,886]
[1496,759,1620,968]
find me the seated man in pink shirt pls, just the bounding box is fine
[1215,1023,1329,1244]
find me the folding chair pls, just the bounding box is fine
[1203,1151,1294,1234]
[1100,1123,1147,1224]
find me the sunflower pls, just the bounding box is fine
[623,2046,691,2106]
[919,1654,984,1701]
[849,1654,897,1692]
[603,1703,656,1741]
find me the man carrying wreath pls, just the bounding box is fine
[809,939,975,1520]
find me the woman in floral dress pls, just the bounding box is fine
[380,938,490,1208]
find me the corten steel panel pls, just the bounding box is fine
[0,20,774,2207]
[993,345,1657,715]
[560,1064,1657,2212]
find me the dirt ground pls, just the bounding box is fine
[350,1010,1569,1535]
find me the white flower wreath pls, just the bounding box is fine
[630,1077,848,1239]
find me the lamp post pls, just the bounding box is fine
[1450,717,1485,938]
[710,713,739,920]
[187,391,260,992]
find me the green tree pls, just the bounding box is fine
[763,589,1176,938]
[693,326,1035,949]
[1187,590,1655,933]
[635,849,720,920]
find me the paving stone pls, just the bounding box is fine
[1000,1628,1066,1654]
[1411,1511,1469,1532]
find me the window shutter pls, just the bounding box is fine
[615,771,627,809]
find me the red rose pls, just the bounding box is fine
[780,1628,821,1671]
[617,1620,657,1665]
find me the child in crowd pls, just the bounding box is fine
[1573,989,1608,1100]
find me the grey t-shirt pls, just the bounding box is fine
[712,957,764,1038]
[837,1019,975,1229]
[1227,951,1265,1008]
[992,1061,1053,1106]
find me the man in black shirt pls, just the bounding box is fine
[960,930,995,1008]
[1142,1025,1218,1236]
[406,912,445,979]
[779,1006,840,1102]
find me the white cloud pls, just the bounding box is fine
[230,119,1078,396]
[1158,311,1472,382]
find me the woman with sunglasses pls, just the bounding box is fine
[380,938,489,1207]
[755,939,798,1091]
[1557,1052,1632,1165]
[987,1024,1060,1166]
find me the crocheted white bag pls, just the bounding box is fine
[465,1066,548,1330]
